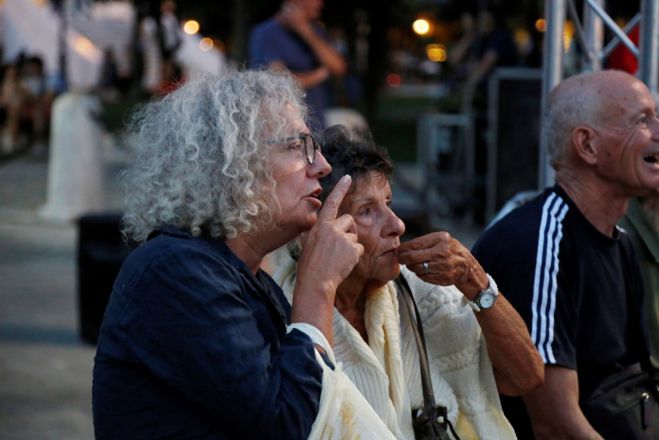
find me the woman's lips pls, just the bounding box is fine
[380,248,398,258]
[304,195,322,209]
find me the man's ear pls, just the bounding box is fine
[571,126,599,165]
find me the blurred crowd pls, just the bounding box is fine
[0,0,191,159]
[0,53,53,156]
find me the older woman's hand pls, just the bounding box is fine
[298,175,364,289]
[397,231,488,300]
[291,176,364,344]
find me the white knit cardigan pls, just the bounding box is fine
[274,258,516,440]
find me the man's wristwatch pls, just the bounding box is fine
[469,274,499,312]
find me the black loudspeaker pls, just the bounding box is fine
[77,213,132,344]
[486,68,542,221]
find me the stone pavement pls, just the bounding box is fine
[0,152,482,440]
[0,152,123,440]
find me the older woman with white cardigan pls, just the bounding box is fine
[274,125,544,439]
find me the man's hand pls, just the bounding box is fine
[275,1,347,78]
[279,1,312,35]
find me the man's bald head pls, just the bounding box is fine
[545,70,643,170]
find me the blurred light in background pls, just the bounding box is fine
[199,37,214,52]
[563,21,575,52]
[514,29,531,49]
[183,20,200,35]
[386,73,401,87]
[425,43,446,62]
[535,18,547,33]
[412,18,431,36]
[32,0,47,6]
[72,35,101,61]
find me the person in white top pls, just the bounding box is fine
[274,125,544,439]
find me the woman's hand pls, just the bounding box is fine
[400,232,545,395]
[291,175,364,344]
[298,175,363,291]
[397,231,487,300]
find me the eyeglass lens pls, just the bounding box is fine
[303,134,316,165]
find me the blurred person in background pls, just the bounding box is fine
[448,5,518,98]
[615,81,659,379]
[249,0,347,130]
[0,55,51,155]
[446,4,519,224]
[0,63,23,154]
[620,195,659,371]
[138,0,182,95]
[97,48,121,101]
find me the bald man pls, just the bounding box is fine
[473,70,659,439]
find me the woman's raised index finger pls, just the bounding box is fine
[318,175,352,221]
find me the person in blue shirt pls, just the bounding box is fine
[249,0,346,130]
[91,69,363,439]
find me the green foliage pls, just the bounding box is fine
[98,95,146,133]
[370,93,438,163]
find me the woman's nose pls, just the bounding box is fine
[309,151,332,178]
[384,207,405,237]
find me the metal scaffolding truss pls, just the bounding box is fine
[539,0,659,187]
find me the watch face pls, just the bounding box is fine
[480,292,496,309]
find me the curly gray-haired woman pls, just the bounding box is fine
[92,70,364,439]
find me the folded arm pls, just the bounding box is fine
[276,5,347,79]
[269,60,331,89]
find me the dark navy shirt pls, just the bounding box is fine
[92,228,323,439]
[249,18,331,130]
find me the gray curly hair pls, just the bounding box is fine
[122,69,307,242]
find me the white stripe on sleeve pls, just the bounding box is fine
[531,193,568,363]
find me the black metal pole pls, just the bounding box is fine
[52,0,68,91]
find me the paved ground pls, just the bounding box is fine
[0,152,123,440]
[0,150,482,439]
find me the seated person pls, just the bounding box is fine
[620,194,659,371]
[92,70,372,439]
[472,70,657,439]
[0,56,51,153]
[274,125,544,439]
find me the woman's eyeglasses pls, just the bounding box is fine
[267,133,321,165]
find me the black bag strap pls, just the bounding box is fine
[397,275,436,412]
[396,275,461,440]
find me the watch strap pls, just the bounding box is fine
[469,273,499,312]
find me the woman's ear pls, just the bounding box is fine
[571,126,599,165]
